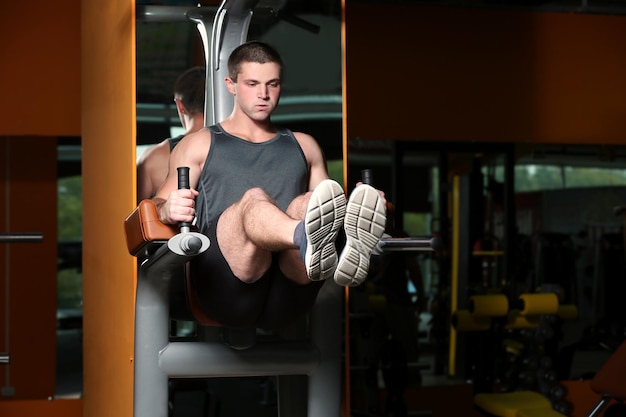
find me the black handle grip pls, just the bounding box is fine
[177,166,190,190]
[361,169,374,186]
[177,167,192,230]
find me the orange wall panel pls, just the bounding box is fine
[81,0,136,416]
[345,4,626,144]
[0,0,81,136]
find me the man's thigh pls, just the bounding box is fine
[190,220,271,328]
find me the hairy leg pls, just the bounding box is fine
[217,187,301,282]
[278,192,314,285]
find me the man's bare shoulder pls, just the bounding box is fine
[137,139,170,165]
[292,131,323,154]
[172,127,212,161]
[292,131,319,146]
[180,127,211,146]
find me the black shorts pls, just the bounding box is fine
[189,220,325,330]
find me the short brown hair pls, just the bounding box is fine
[173,66,205,115]
[227,41,283,82]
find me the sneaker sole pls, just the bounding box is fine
[334,184,387,287]
[304,179,346,281]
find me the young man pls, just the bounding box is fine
[153,41,386,330]
[136,66,205,202]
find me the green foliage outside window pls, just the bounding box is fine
[58,177,82,240]
[58,176,83,310]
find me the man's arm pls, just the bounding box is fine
[136,140,170,202]
[153,130,209,224]
[293,132,329,190]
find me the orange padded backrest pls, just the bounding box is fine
[590,339,626,400]
[124,199,178,256]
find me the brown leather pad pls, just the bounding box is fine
[124,199,178,256]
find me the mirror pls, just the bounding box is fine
[345,1,626,415]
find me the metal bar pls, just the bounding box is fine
[307,280,343,417]
[378,236,442,252]
[0,233,43,243]
[159,341,319,377]
[0,353,8,364]
[136,4,279,25]
[587,397,611,417]
[136,5,218,22]
[134,260,171,417]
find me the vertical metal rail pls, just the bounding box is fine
[185,8,217,127]
[2,138,9,384]
[449,175,461,376]
[307,281,344,417]
[133,233,210,417]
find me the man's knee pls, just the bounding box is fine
[240,187,274,205]
[230,187,274,215]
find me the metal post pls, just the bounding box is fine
[185,8,217,126]
[378,236,442,252]
[307,281,344,417]
[134,234,209,417]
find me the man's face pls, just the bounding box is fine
[229,61,281,121]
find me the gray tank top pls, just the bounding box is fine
[195,124,309,233]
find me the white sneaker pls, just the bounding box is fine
[334,184,387,286]
[303,179,346,281]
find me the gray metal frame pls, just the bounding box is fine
[133,231,343,417]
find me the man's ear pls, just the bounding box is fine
[225,77,236,95]
[174,97,186,115]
